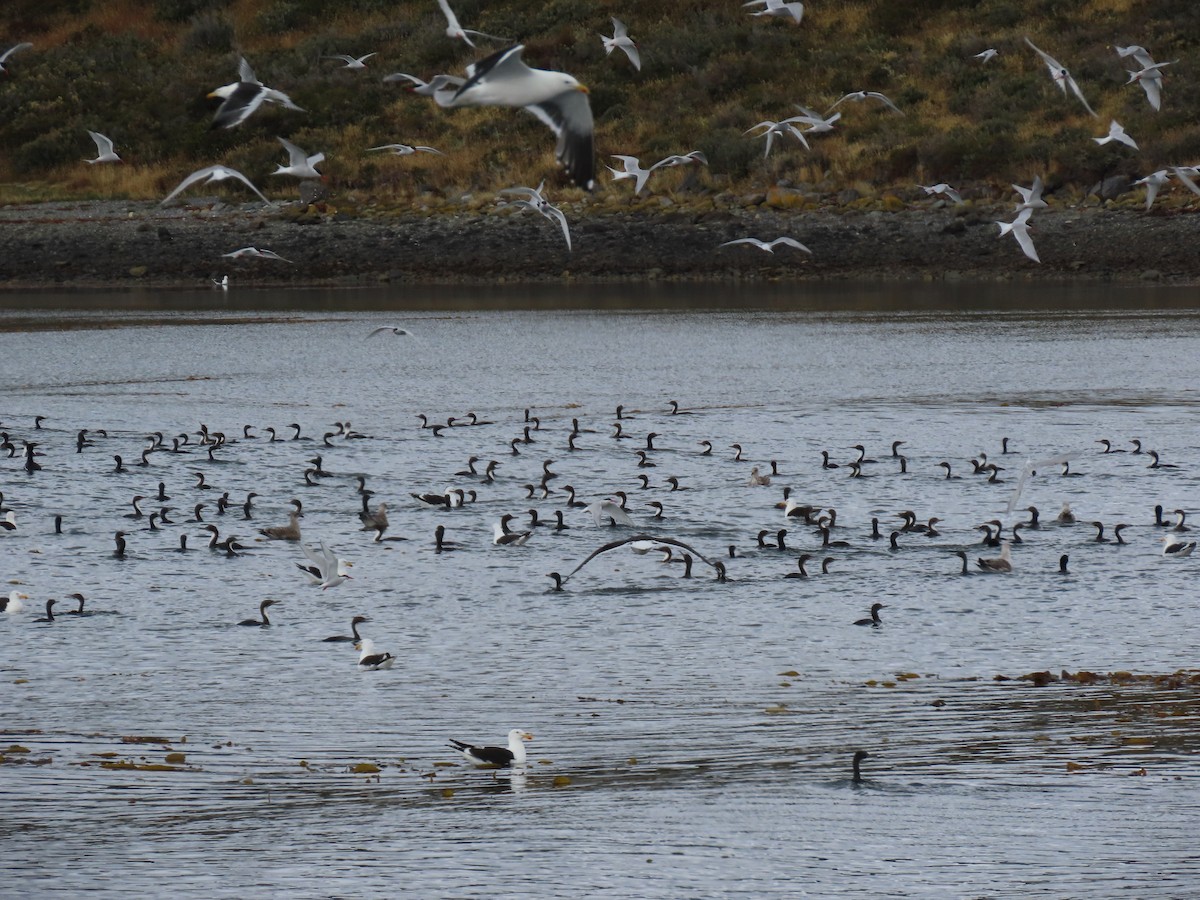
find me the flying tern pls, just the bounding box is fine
[1025,37,1098,117]
[84,131,121,164]
[600,17,641,71]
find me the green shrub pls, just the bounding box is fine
[155,0,230,24]
[3,0,1200,200]
[181,13,234,54]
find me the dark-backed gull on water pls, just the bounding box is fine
[449,729,533,767]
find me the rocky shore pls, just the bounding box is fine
[1,196,1198,290]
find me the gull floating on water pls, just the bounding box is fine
[356,638,395,670]
[161,164,273,207]
[744,0,804,24]
[272,136,324,178]
[0,42,32,74]
[323,52,376,70]
[600,17,641,71]
[977,541,1014,573]
[720,236,812,254]
[1025,37,1098,117]
[1161,534,1196,557]
[222,247,293,263]
[1093,120,1138,150]
[259,510,302,541]
[996,208,1039,263]
[436,0,506,49]
[84,131,120,164]
[434,45,595,190]
[493,514,532,546]
[449,729,532,767]
[208,57,304,130]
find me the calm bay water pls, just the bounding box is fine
[2,283,1199,897]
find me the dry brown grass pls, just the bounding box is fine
[0,164,166,203]
[38,1,177,47]
[3,1,1200,206]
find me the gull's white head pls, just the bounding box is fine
[557,74,587,94]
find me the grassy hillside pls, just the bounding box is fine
[1,0,1199,208]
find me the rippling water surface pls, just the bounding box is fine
[3,283,1199,897]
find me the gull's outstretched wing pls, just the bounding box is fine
[1174,167,1200,197]
[721,237,767,249]
[161,166,220,206]
[586,499,636,528]
[89,131,116,155]
[218,166,272,205]
[0,42,33,66]
[524,89,596,191]
[1005,452,1078,512]
[238,57,260,85]
[540,203,571,252]
[769,237,813,253]
[301,540,334,577]
[562,533,720,582]
[277,137,307,166]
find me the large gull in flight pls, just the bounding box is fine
[434,45,595,190]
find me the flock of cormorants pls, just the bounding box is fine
[2,396,1193,777]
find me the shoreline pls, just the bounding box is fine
[1,198,1198,290]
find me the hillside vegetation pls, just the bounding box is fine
[1,0,1198,208]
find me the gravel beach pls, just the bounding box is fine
[1,197,1198,290]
